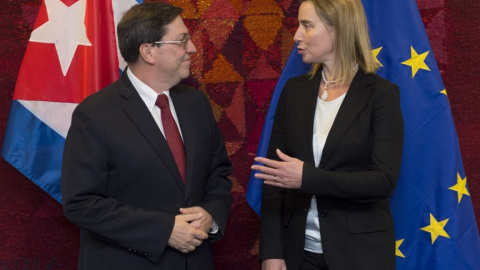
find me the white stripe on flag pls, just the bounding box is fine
[19,100,77,138]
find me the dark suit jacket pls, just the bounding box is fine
[259,69,404,270]
[61,72,233,270]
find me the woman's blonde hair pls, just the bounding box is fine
[302,0,378,82]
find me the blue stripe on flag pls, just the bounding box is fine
[2,101,65,203]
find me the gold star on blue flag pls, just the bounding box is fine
[246,0,480,269]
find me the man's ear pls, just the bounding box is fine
[139,43,155,64]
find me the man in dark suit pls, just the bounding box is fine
[61,3,233,270]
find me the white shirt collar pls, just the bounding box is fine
[126,67,170,111]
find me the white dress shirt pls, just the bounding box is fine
[126,68,184,141]
[304,94,346,254]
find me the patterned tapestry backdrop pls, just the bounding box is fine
[0,0,479,269]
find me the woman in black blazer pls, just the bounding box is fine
[251,0,404,269]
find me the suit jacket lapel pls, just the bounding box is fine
[295,72,321,166]
[169,87,196,197]
[320,69,372,168]
[117,73,185,191]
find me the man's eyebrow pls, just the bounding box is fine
[173,32,188,39]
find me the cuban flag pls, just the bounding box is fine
[1,0,142,203]
[247,0,480,268]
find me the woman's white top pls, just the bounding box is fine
[304,93,346,254]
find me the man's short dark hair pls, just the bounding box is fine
[117,2,183,64]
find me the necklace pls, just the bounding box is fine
[320,71,340,101]
[320,64,359,101]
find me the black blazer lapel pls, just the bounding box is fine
[169,87,196,197]
[320,69,373,168]
[117,74,185,191]
[296,73,321,166]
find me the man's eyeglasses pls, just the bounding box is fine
[153,34,190,49]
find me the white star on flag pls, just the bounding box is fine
[30,0,92,76]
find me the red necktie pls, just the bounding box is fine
[156,95,186,184]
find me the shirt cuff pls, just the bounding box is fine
[209,221,219,234]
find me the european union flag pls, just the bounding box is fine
[246,0,480,268]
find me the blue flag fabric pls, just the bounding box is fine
[246,0,480,268]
